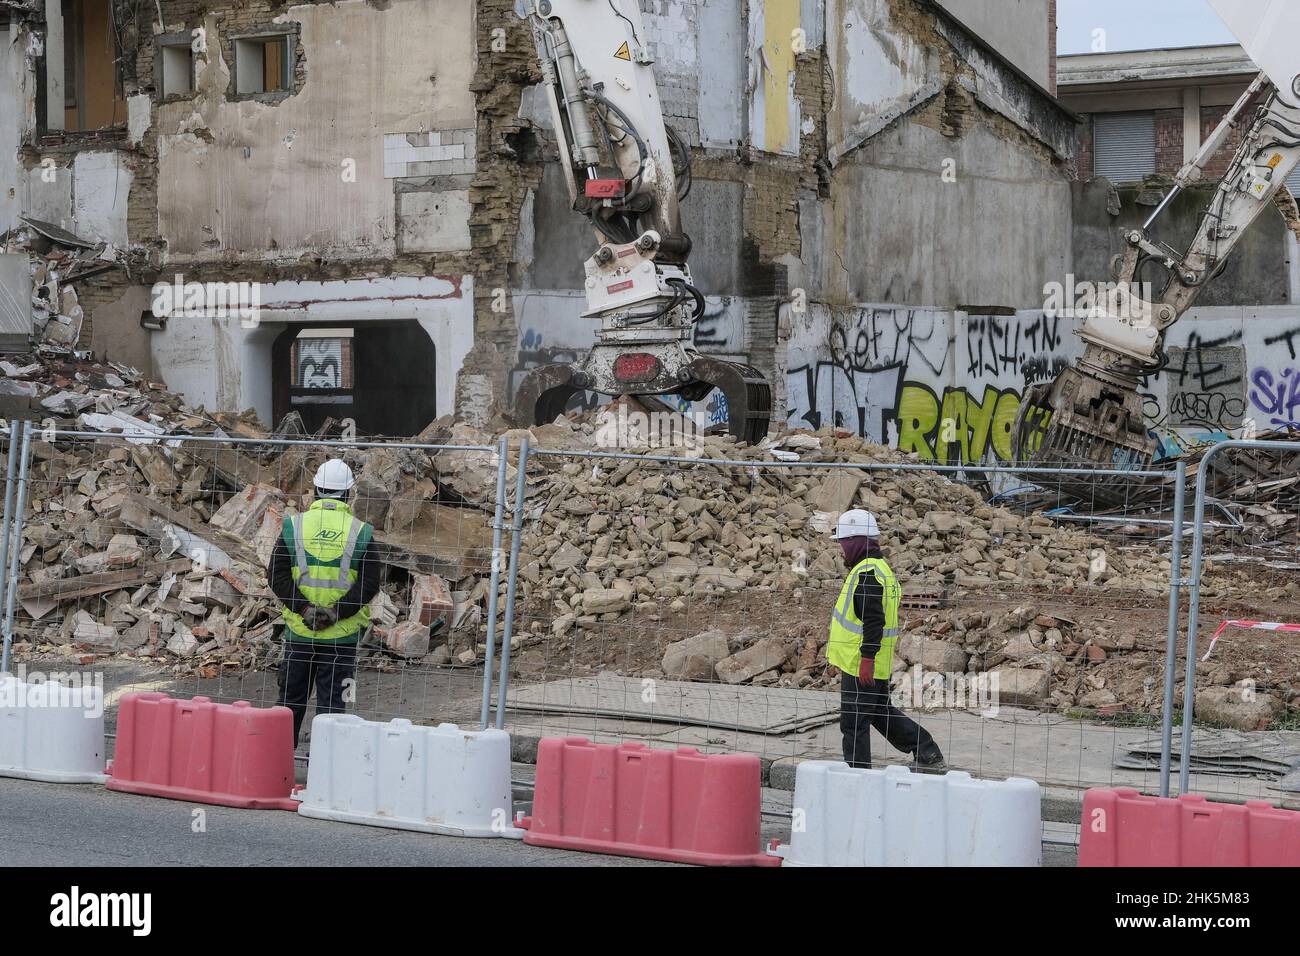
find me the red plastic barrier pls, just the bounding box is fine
[106,693,297,810]
[519,737,779,866]
[1079,787,1300,866]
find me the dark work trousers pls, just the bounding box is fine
[275,633,359,746]
[840,672,936,769]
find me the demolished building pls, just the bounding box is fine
[3,0,1081,453]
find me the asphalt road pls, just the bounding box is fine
[0,775,1075,867]
[0,777,667,867]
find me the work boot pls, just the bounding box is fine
[913,742,946,773]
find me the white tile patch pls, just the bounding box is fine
[383,129,474,179]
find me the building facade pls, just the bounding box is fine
[2,0,1085,463]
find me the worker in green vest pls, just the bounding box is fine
[268,458,380,747]
[829,509,944,770]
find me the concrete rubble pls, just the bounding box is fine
[3,356,1297,729]
[3,352,472,676]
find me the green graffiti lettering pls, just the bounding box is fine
[964,385,1000,462]
[991,390,1022,461]
[897,384,939,460]
[938,388,969,464]
[895,383,1027,465]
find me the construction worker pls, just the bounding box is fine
[268,458,380,747]
[829,509,944,770]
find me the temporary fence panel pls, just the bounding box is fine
[1179,439,1300,797]
[488,431,1188,838]
[1,427,512,783]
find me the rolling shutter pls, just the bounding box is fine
[1093,112,1156,184]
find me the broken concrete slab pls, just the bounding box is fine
[662,629,730,680]
[716,637,792,685]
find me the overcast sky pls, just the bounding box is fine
[1057,0,1237,55]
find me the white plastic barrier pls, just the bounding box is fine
[774,762,1041,866]
[0,672,107,783]
[296,715,524,838]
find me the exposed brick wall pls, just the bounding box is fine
[1201,104,1245,180]
[1154,108,1183,175]
[456,0,544,421]
[1075,113,1093,180]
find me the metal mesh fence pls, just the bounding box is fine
[0,423,509,766]
[1,419,1296,821]
[1177,438,1300,799]
[489,439,1201,818]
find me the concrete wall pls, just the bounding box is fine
[803,120,1073,308]
[89,284,155,374]
[1072,178,1292,308]
[150,275,473,425]
[0,22,29,235]
[786,301,1298,463]
[937,0,1052,88]
[155,0,476,264]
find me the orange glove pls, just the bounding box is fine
[857,657,876,687]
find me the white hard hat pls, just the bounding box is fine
[313,458,355,494]
[833,509,880,540]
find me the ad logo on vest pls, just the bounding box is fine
[312,528,343,542]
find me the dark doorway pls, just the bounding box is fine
[271,321,437,437]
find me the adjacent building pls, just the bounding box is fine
[1060,43,1300,451]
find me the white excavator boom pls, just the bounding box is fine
[1012,0,1300,497]
[513,0,770,443]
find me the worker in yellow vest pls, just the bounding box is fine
[828,509,944,770]
[268,458,380,746]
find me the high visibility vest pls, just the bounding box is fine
[280,498,372,642]
[827,556,900,681]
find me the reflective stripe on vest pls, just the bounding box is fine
[827,556,901,681]
[292,502,364,589]
[282,498,371,642]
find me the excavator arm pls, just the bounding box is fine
[1013,0,1300,494]
[513,0,771,443]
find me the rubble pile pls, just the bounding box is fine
[3,353,486,673]
[2,216,126,351]
[3,354,1296,728]
[510,410,1167,605]
[487,410,1298,727]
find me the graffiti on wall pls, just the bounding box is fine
[294,338,347,389]
[896,383,1023,463]
[1247,323,1300,429]
[788,309,1072,465]
[787,307,947,444]
[787,360,904,442]
[965,313,1065,387]
[1250,365,1300,429]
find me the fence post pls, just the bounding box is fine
[479,436,510,730]
[0,422,19,638]
[1179,438,1298,794]
[494,436,530,730]
[1159,458,1187,798]
[2,420,33,674]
